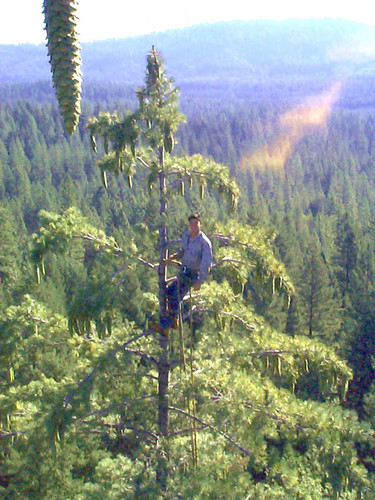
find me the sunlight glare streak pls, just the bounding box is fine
[239,81,342,172]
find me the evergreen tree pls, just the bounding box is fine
[333,212,358,297]
[86,47,241,488]
[0,206,20,305]
[298,237,341,341]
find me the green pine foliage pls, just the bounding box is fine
[4,52,375,497]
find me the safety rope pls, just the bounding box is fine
[175,271,198,467]
[188,289,198,468]
[177,275,186,373]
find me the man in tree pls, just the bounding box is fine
[161,213,213,329]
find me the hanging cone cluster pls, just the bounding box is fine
[43,0,82,135]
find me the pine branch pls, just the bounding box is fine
[211,257,251,269]
[169,425,208,437]
[83,394,158,419]
[79,232,123,253]
[124,348,159,366]
[221,311,256,331]
[169,406,250,456]
[210,233,253,251]
[137,257,159,270]
[111,256,158,283]
[0,430,27,439]
[110,263,128,279]
[77,419,159,442]
[195,308,256,332]
[27,315,48,324]
[243,401,305,432]
[136,156,151,169]
[166,238,181,247]
[64,330,154,407]
[248,349,294,356]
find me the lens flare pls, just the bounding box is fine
[239,81,342,172]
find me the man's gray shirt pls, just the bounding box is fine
[180,230,213,284]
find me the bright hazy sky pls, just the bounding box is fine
[2,0,375,45]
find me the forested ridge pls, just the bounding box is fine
[2,40,375,497]
[3,19,375,109]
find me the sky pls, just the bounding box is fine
[2,0,375,45]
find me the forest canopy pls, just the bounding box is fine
[1,19,375,497]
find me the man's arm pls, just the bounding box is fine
[167,248,184,263]
[165,232,187,264]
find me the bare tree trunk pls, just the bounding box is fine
[156,146,170,488]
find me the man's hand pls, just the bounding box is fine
[164,250,183,265]
[164,256,179,265]
[193,283,201,291]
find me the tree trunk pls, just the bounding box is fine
[156,146,170,488]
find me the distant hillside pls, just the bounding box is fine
[1,19,375,107]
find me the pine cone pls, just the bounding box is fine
[43,0,82,135]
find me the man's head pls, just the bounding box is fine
[188,213,201,236]
[188,213,201,223]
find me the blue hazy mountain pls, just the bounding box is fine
[1,19,375,107]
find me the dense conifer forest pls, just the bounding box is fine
[2,18,375,499]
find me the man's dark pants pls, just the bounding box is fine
[162,268,198,328]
